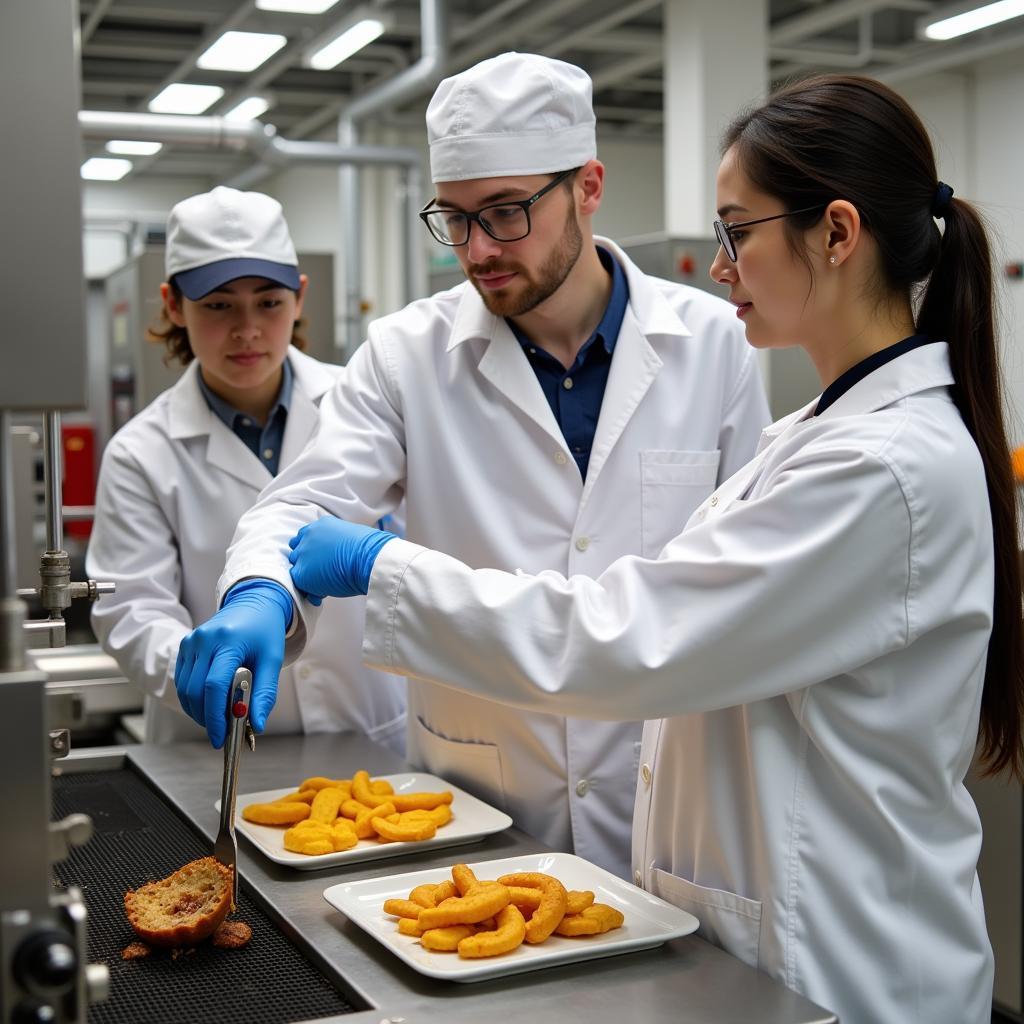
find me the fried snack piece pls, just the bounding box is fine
[566,890,596,915]
[397,917,425,937]
[351,770,396,808]
[272,788,318,804]
[384,898,425,920]
[553,903,624,936]
[418,882,510,929]
[505,886,543,914]
[457,905,527,959]
[309,786,346,824]
[451,863,479,896]
[497,872,568,944]
[124,857,233,948]
[390,791,454,813]
[242,801,311,825]
[370,779,394,795]
[372,814,436,843]
[421,924,476,952]
[283,820,358,854]
[409,883,442,908]
[299,776,350,793]
[212,920,253,949]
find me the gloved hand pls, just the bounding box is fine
[288,516,396,603]
[174,579,293,748]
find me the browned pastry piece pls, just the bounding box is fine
[121,942,151,960]
[124,857,233,948]
[211,920,253,949]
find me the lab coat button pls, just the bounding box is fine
[575,779,589,797]
[698,509,706,520]
[555,451,568,465]
[575,536,590,552]
[710,495,719,507]
[640,763,652,785]
[263,448,274,460]
[563,377,574,390]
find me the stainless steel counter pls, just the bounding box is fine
[69,734,837,1024]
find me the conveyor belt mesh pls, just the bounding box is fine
[52,768,359,1023]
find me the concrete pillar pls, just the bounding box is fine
[664,0,768,237]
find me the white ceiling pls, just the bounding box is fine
[78,0,1024,180]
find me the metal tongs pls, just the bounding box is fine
[215,667,256,906]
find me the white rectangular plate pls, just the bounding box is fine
[322,851,700,982]
[223,773,512,871]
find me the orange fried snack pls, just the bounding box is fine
[383,898,425,920]
[372,813,436,843]
[553,903,625,936]
[417,882,510,929]
[309,787,346,824]
[242,801,311,825]
[451,863,479,896]
[566,890,596,915]
[456,905,527,959]
[497,872,568,944]
[421,924,476,952]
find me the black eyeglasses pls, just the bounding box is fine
[419,169,575,247]
[713,204,826,262]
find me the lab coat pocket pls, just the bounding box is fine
[640,450,720,558]
[651,868,762,970]
[410,715,508,813]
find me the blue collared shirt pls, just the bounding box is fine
[197,356,293,476]
[508,246,630,480]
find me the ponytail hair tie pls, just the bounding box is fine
[932,181,954,219]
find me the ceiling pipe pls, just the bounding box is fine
[336,0,446,355]
[771,0,930,47]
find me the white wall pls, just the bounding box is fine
[899,56,1024,444]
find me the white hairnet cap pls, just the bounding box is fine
[427,52,596,183]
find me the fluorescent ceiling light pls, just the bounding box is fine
[149,83,225,114]
[308,18,385,69]
[81,157,132,181]
[257,0,340,11]
[224,96,272,122]
[920,0,1024,39]
[105,139,163,156]
[197,30,287,72]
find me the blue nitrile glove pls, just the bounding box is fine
[288,516,397,603]
[174,579,293,748]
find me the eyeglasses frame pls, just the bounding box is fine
[714,204,827,262]
[419,168,576,247]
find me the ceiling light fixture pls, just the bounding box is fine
[223,96,273,122]
[149,83,225,114]
[256,0,341,12]
[919,0,1024,40]
[81,157,132,181]
[105,140,163,156]
[197,30,287,72]
[306,13,389,70]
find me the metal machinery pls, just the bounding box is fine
[0,3,111,1020]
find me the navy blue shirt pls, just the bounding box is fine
[508,246,630,479]
[814,334,937,416]
[198,356,293,476]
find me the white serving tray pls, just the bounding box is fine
[322,851,700,982]
[221,772,512,871]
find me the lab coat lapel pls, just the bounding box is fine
[465,303,565,448]
[167,361,270,491]
[279,384,318,466]
[580,309,661,506]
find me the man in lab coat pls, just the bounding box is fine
[176,52,770,880]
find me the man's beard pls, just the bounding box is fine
[469,204,583,318]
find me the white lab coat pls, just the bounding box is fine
[86,347,407,749]
[220,238,769,879]
[360,342,994,1024]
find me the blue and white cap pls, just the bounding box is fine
[165,186,300,300]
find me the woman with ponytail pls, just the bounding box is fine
[191,76,1021,1023]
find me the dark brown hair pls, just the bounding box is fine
[148,281,308,367]
[723,74,1023,779]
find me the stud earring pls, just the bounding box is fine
[828,256,837,265]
